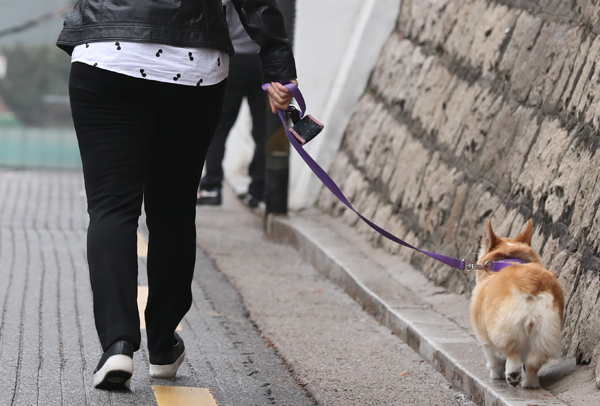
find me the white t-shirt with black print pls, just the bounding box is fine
[71,42,230,87]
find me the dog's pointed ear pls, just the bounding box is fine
[515,219,534,246]
[481,220,500,254]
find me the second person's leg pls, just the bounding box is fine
[198,55,248,202]
[244,54,269,203]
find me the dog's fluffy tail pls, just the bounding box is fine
[518,293,562,361]
[490,291,562,362]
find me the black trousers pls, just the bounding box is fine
[199,53,268,198]
[69,62,225,354]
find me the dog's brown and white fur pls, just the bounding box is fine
[470,220,564,389]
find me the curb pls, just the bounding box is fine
[268,213,568,406]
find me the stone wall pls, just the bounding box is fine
[316,0,600,381]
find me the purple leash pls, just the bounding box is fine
[263,83,523,274]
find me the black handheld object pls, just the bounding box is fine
[263,81,324,146]
[288,114,324,146]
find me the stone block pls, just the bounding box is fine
[466,3,515,78]
[444,0,486,61]
[387,131,431,206]
[526,22,573,108]
[568,37,600,116]
[517,118,569,197]
[498,12,542,76]
[541,27,585,114]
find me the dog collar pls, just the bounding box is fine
[463,258,526,273]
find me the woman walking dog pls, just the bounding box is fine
[57,0,297,390]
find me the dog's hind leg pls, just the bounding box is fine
[483,343,505,380]
[505,351,522,387]
[521,356,544,389]
[521,364,540,389]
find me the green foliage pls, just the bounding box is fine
[0,43,72,127]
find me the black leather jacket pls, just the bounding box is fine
[56,0,296,83]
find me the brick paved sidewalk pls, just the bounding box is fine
[0,170,311,406]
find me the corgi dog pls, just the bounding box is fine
[470,220,564,389]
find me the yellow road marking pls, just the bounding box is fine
[137,286,182,331]
[152,386,217,406]
[138,232,148,258]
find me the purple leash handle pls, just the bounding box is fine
[263,83,525,273]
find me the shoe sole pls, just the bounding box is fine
[149,352,185,379]
[93,354,133,390]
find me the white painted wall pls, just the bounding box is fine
[289,0,402,210]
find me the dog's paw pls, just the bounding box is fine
[506,371,522,387]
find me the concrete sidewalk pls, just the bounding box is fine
[266,206,596,406]
[197,184,485,406]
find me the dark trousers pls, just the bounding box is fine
[199,53,268,198]
[69,62,225,354]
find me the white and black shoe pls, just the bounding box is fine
[93,339,134,390]
[197,188,222,206]
[149,332,185,379]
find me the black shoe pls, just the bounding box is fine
[93,339,134,390]
[197,188,222,205]
[241,193,261,209]
[149,332,185,379]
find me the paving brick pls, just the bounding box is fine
[0,170,312,406]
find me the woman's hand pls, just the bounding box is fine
[267,79,298,113]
